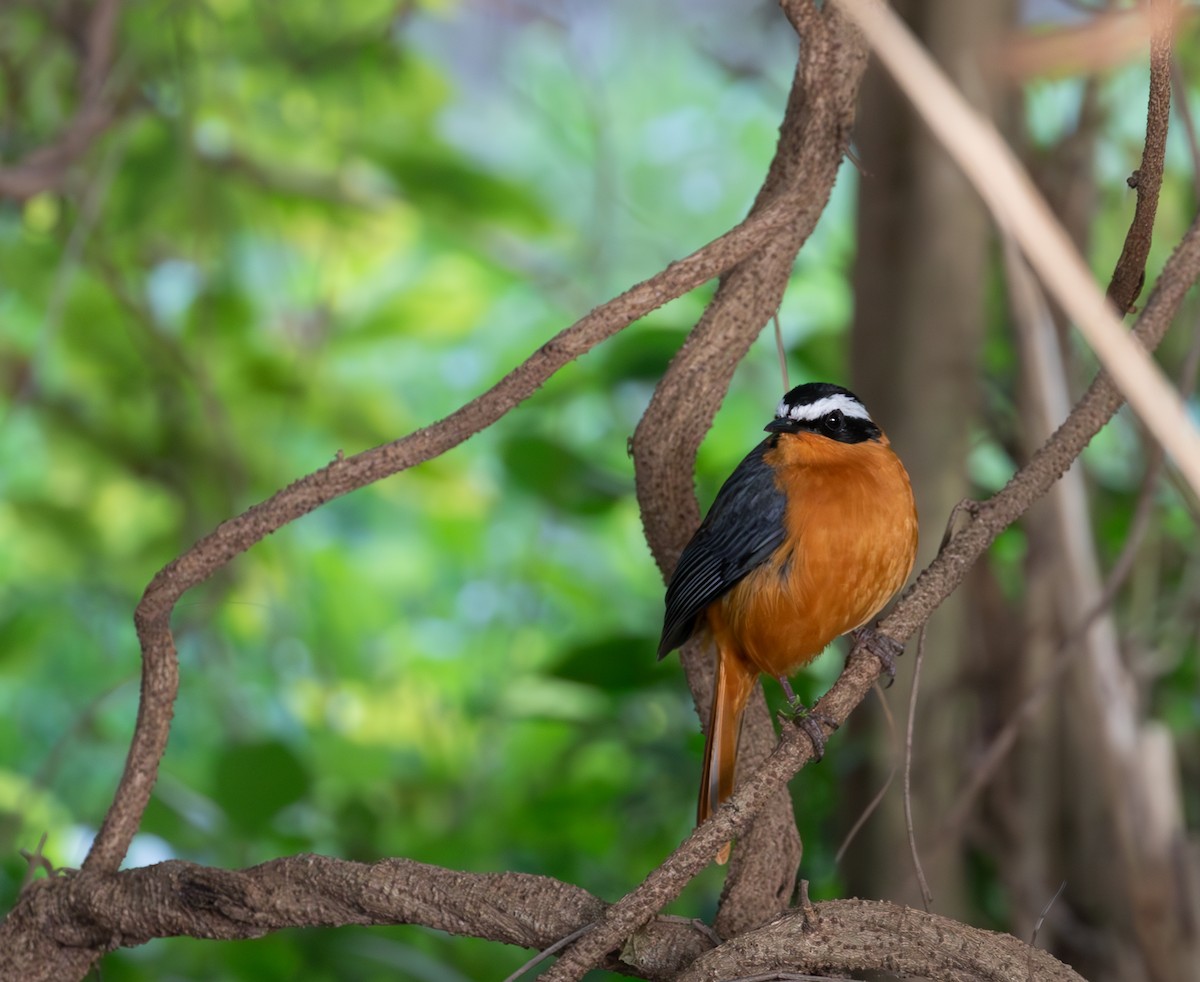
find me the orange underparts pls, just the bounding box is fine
[697,431,918,864]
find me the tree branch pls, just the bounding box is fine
[0,856,714,982]
[537,3,1200,977]
[674,899,1085,982]
[8,3,1200,982]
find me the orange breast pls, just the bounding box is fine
[711,431,917,680]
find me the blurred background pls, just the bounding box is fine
[0,1,1197,979]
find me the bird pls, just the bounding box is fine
[658,382,918,864]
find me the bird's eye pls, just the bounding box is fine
[823,410,845,432]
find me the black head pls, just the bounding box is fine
[764,382,881,444]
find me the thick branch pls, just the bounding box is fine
[632,0,868,941]
[0,860,1088,982]
[674,900,1085,982]
[0,856,713,982]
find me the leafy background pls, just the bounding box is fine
[1,1,1196,979]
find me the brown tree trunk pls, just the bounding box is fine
[847,0,1014,915]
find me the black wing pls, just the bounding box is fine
[657,439,788,657]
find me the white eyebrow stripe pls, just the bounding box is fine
[778,393,872,422]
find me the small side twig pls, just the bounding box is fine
[501,923,594,982]
[902,625,933,912]
[1028,881,1068,982]
[773,312,790,392]
[1106,0,1174,313]
[834,684,897,866]
[18,833,54,893]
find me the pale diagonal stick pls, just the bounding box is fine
[833,0,1200,498]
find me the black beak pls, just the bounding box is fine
[764,417,801,434]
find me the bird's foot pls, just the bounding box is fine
[850,626,904,685]
[776,677,837,760]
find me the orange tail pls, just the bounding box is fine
[698,644,757,864]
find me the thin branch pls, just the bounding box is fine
[501,923,594,982]
[1106,0,1174,312]
[538,154,1200,982]
[1029,881,1068,982]
[833,684,896,866]
[773,312,789,392]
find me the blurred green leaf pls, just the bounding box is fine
[551,634,664,693]
[212,741,311,835]
[501,433,624,514]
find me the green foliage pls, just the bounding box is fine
[0,3,809,978]
[2,2,1198,980]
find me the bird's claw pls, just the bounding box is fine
[851,626,904,685]
[780,700,838,760]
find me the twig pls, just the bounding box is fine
[1106,0,1174,312]
[1028,881,1068,982]
[500,923,594,982]
[902,625,932,912]
[834,684,896,866]
[773,312,790,392]
[18,833,53,892]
